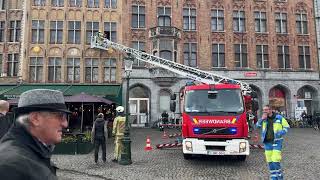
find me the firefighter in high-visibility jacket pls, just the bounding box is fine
[112,106,126,162]
[256,105,290,180]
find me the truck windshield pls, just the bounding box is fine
[184,89,244,114]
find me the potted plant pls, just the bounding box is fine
[76,131,94,154]
[53,134,77,154]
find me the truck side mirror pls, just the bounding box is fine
[170,101,176,112]
[250,91,257,98]
[170,94,176,100]
[252,100,259,111]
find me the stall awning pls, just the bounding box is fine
[0,84,121,103]
[63,85,120,96]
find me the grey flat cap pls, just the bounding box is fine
[14,89,71,115]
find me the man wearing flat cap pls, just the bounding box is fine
[0,89,70,180]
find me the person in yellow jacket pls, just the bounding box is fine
[112,106,126,162]
[256,105,290,180]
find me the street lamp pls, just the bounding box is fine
[119,56,133,165]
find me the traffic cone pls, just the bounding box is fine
[144,136,153,151]
[162,131,168,139]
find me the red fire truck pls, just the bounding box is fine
[91,33,256,161]
[180,83,250,160]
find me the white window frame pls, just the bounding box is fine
[104,0,116,9]
[67,58,80,82]
[211,9,224,32]
[85,58,99,83]
[234,44,248,68]
[296,13,308,34]
[278,45,290,69]
[132,41,146,67]
[48,57,62,82]
[32,20,44,43]
[275,12,287,34]
[256,45,269,69]
[212,44,225,68]
[104,58,116,82]
[29,57,43,82]
[87,0,99,8]
[131,5,145,28]
[68,21,81,44]
[69,0,82,7]
[255,11,267,33]
[183,8,196,31]
[233,10,246,32]
[52,0,64,7]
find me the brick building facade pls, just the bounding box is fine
[0,0,23,83]
[122,0,320,126]
[0,0,319,127]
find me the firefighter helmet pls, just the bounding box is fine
[116,106,124,113]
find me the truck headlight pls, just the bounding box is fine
[239,142,246,153]
[185,141,193,151]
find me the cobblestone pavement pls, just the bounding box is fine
[53,128,320,180]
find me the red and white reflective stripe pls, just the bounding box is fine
[250,144,264,149]
[156,143,183,149]
[169,133,182,138]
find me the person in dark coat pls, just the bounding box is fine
[91,113,108,163]
[0,100,13,140]
[0,89,71,180]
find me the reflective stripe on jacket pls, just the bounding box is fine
[256,114,290,143]
[112,116,126,136]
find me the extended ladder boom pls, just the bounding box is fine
[91,34,251,93]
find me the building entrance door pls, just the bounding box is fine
[129,98,149,127]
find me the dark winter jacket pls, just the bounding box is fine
[0,123,58,180]
[91,118,108,143]
[0,112,14,140]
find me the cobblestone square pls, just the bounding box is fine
[53,128,320,180]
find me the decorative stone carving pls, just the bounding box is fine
[233,33,247,43]
[0,12,6,19]
[210,0,224,9]
[211,32,225,42]
[157,0,171,6]
[29,46,44,56]
[67,48,81,57]
[49,9,64,20]
[295,2,307,13]
[276,34,289,44]
[67,9,82,20]
[233,0,245,10]
[131,30,147,40]
[132,0,146,5]
[149,68,178,87]
[183,0,196,8]
[8,10,23,19]
[85,48,100,57]
[256,33,268,44]
[253,0,267,11]
[49,47,62,56]
[183,32,197,42]
[31,9,46,19]
[7,44,20,52]
[87,10,101,21]
[297,35,310,45]
[274,1,288,12]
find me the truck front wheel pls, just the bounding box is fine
[236,155,247,161]
[183,153,193,160]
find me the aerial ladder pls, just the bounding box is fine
[90,33,251,94]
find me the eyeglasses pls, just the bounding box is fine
[41,112,67,120]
